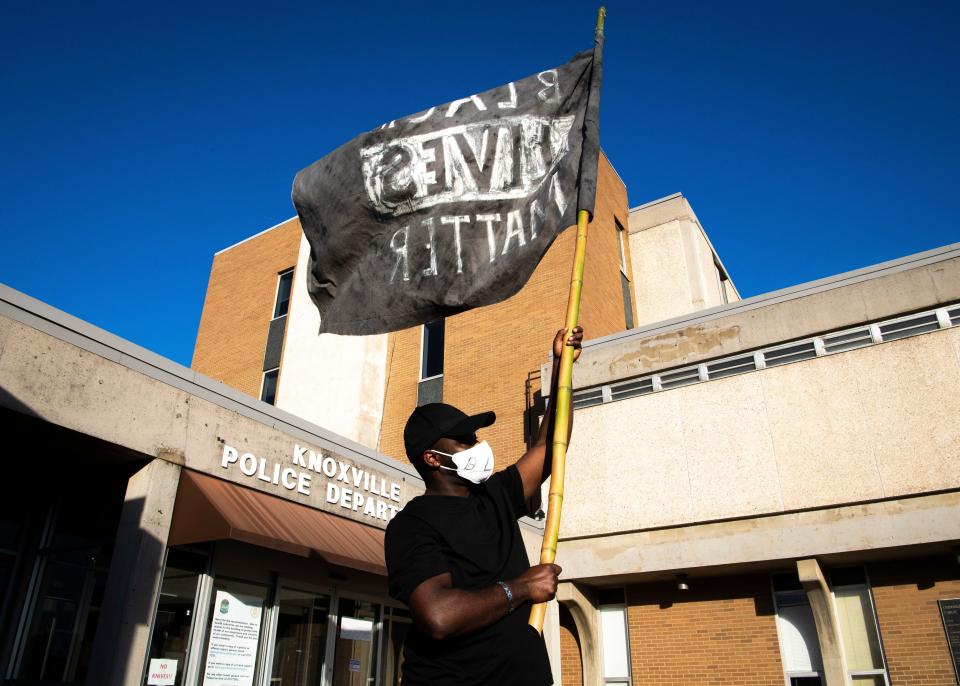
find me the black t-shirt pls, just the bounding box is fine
[384,465,552,686]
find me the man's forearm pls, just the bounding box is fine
[414,579,523,640]
[537,357,573,448]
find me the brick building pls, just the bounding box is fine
[186,166,960,686]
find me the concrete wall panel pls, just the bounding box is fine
[678,373,784,521]
[0,318,191,458]
[853,328,960,494]
[276,233,388,449]
[562,327,960,538]
[556,492,960,581]
[629,221,693,326]
[760,352,884,510]
[565,390,693,535]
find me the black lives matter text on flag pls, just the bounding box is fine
[293,43,601,336]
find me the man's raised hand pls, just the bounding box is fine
[553,326,584,363]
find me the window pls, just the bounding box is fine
[714,261,730,305]
[420,319,445,380]
[260,267,293,405]
[831,568,889,685]
[10,480,126,684]
[615,219,629,274]
[273,269,294,319]
[144,548,209,686]
[772,573,824,686]
[417,319,445,406]
[261,368,279,405]
[598,588,632,685]
[615,219,635,330]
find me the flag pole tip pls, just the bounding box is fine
[596,7,606,33]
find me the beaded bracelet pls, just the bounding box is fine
[496,580,514,613]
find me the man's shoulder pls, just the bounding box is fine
[385,496,434,537]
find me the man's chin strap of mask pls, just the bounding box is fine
[431,441,495,484]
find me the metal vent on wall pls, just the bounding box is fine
[763,340,817,367]
[571,303,959,409]
[660,366,701,390]
[610,377,654,401]
[572,387,604,410]
[949,305,960,326]
[706,353,756,379]
[822,327,873,354]
[879,312,940,341]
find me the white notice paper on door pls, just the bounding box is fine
[147,658,177,686]
[202,591,263,686]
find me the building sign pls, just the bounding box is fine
[146,659,177,686]
[940,598,960,681]
[220,443,402,522]
[202,591,263,686]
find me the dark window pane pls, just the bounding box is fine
[790,678,822,686]
[274,270,294,318]
[620,272,634,329]
[262,317,286,371]
[16,555,102,682]
[416,375,443,406]
[421,319,445,379]
[261,369,279,405]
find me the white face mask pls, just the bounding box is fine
[432,441,494,484]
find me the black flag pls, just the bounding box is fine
[293,39,603,336]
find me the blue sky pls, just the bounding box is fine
[1,1,957,366]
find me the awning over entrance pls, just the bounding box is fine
[169,469,387,575]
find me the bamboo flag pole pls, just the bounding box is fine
[527,206,591,634]
[529,6,604,630]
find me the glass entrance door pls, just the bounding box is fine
[331,599,380,686]
[269,588,331,686]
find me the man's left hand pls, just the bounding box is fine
[553,326,584,363]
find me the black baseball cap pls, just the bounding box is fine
[403,403,496,461]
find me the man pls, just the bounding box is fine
[384,326,583,686]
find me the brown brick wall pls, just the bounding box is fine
[378,153,630,468]
[378,327,422,457]
[192,218,301,398]
[626,575,784,686]
[559,603,583,686]
[869,555,960,686]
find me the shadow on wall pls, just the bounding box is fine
[87,494,167,685]
[0,383,41,420]
[628,575,777,617]
[867,554,958,590]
